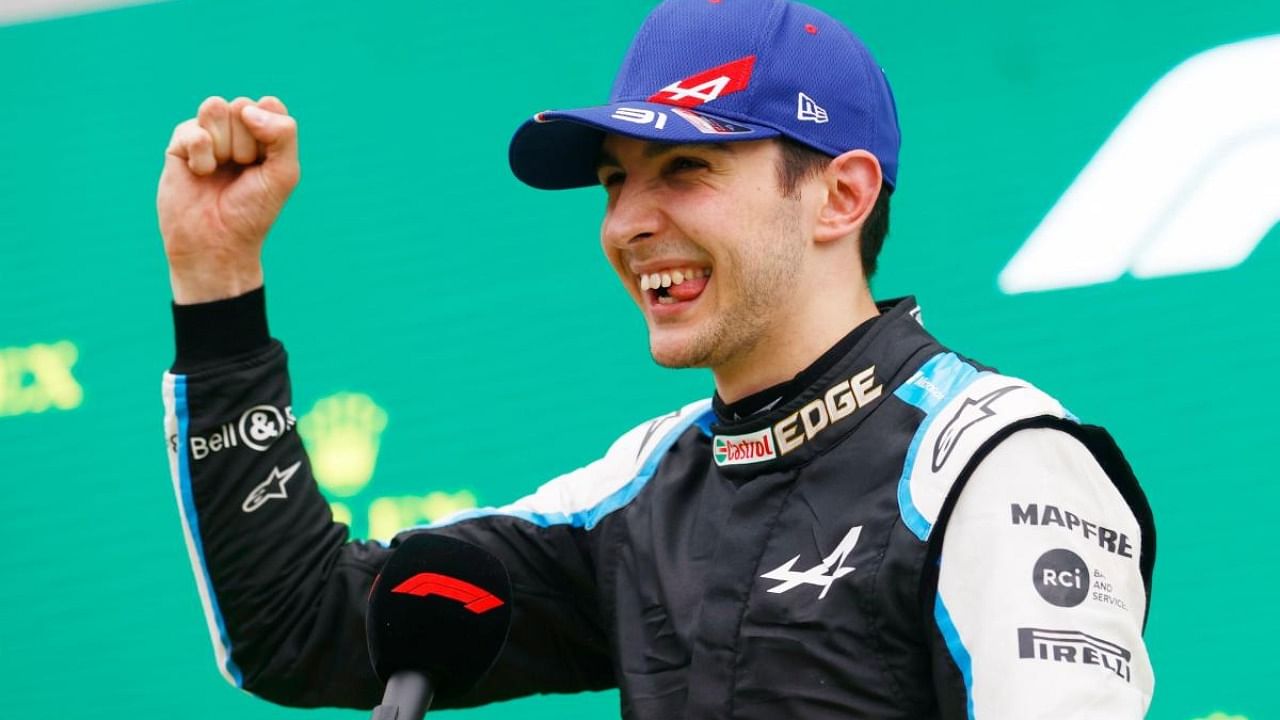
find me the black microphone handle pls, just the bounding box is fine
[370,670,435,720]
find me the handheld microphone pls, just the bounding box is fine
[366,532,513,720]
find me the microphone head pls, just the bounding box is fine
[366,532,513,703]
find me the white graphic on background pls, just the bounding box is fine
[999,35,1280,294]
[0,1,168,27]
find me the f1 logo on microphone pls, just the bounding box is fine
[392,573,505,614]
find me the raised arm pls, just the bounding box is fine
[156,102,615,707]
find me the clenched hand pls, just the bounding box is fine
[158,96,300,304]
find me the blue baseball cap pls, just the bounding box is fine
[508,0,901,190]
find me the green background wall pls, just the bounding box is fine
[1,1,1275,718]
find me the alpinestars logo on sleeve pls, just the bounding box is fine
[649,56,756,107]
[931,384,1022,471]
[760,525,863,598]
[242,461,303,513]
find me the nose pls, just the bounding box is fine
[601,181,665,251]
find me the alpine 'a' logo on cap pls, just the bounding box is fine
[713,427,777,466]
[649,55,756,108]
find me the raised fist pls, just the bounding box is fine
[157,96,300,304]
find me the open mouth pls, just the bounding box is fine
[637,267,712,306]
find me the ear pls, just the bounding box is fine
[814,150,883,246]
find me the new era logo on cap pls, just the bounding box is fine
[797,92,829,123]
[649,55,757,107]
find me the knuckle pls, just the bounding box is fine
[198,95,227,116]
[258,95,288,113]
[170,118,195,138]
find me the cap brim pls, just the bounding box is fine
[509,102,779,190]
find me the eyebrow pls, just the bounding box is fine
[595,142,736,170]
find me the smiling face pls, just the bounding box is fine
[597,136,814,374]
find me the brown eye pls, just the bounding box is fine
[665,157,707,174]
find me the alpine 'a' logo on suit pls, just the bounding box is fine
[760,525,863,598]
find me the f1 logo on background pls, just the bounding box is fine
[1000,35,1280,293]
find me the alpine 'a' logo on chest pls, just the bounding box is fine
[760,525,863,598]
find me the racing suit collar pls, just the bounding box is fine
[708,296,937,476]
[713,316,877,423]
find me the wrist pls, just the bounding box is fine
[169,264,265,305]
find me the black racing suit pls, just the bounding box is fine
[162,291,1155,718]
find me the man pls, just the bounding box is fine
[157,0,1155,717]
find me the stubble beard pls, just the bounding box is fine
[649,198,806,371]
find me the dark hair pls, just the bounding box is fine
[775,137,892,280]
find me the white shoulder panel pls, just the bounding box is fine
[893,352,1073,541]
[934,428,1153,719]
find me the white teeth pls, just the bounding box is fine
[635,267,711,291]
[657,295,677,305]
